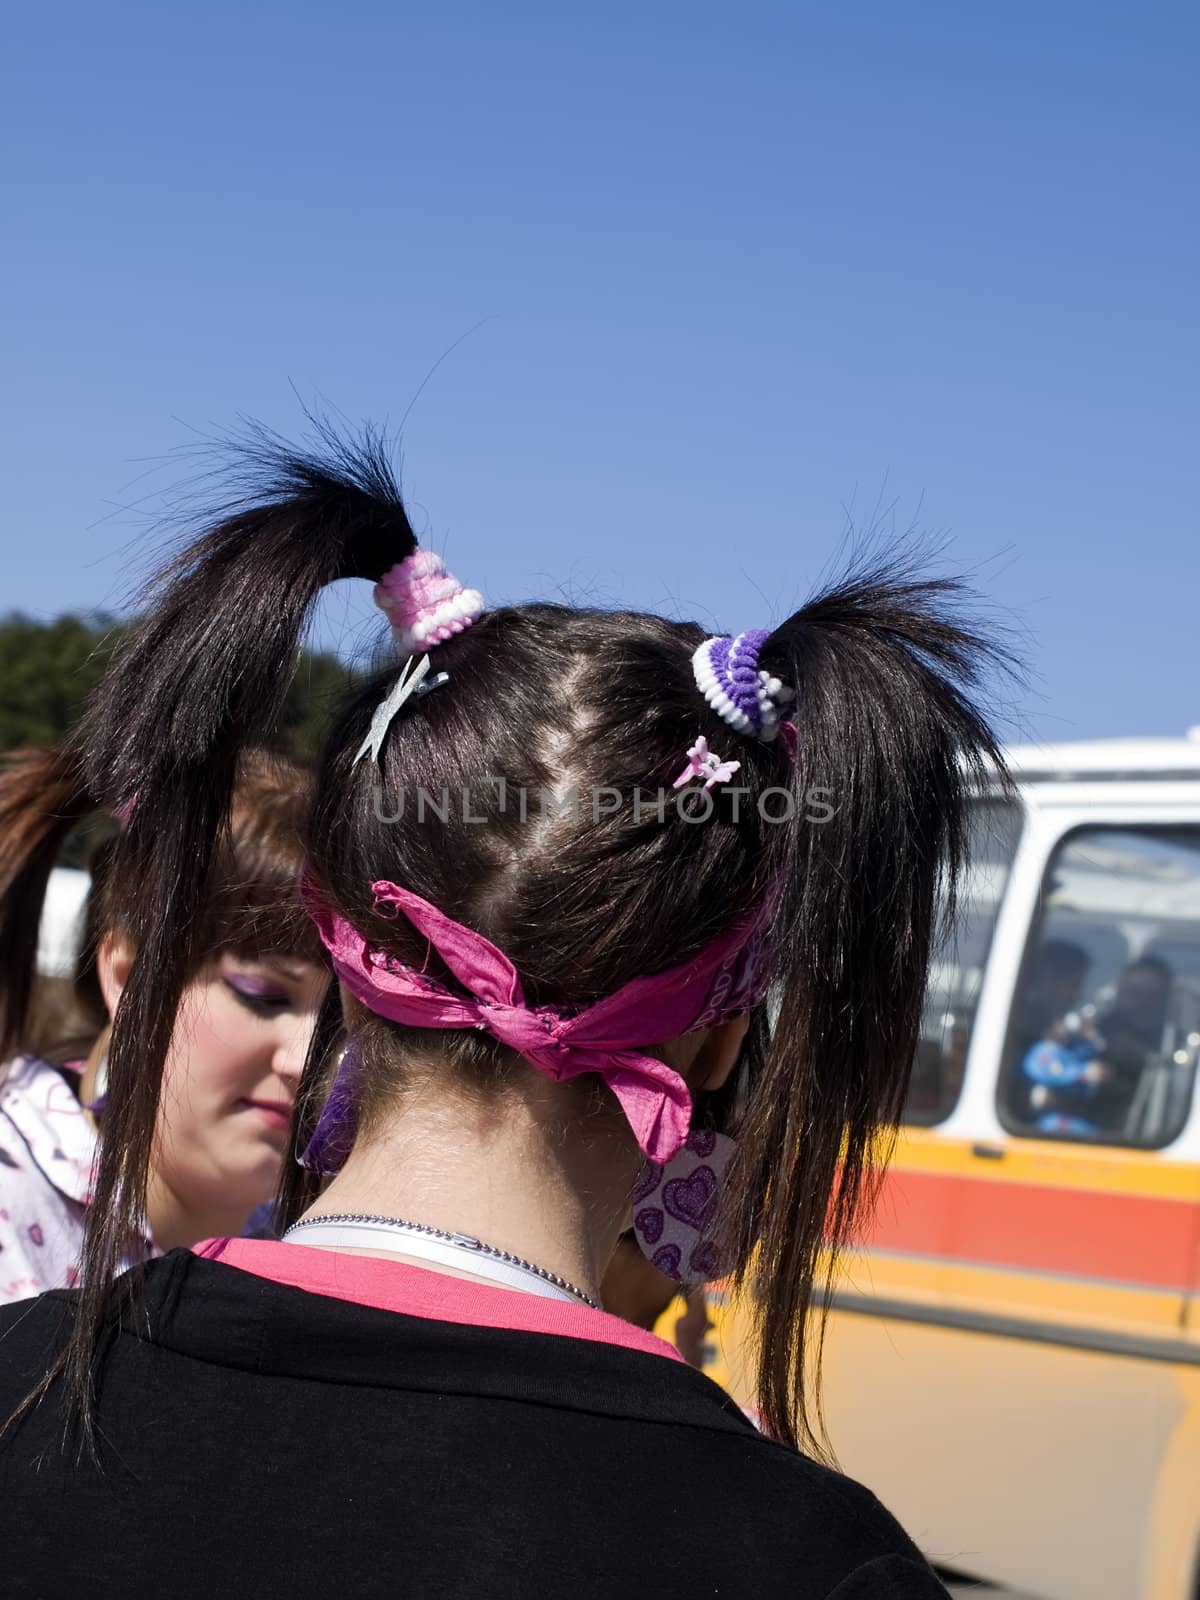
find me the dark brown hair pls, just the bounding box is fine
[45,423,1012,1452]
[0,744,322,1067]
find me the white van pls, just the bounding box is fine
[708,735,1200,1599]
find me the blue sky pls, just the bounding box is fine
[3,2,1197,743]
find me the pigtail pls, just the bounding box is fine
[59,423,418,1436]
[725,559,1015,1453]
[0,744,97,1064]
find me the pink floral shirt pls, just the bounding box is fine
[0,1055,98,1303]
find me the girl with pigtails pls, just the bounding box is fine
[0,427,1009,1599]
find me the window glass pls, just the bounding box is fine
[999,826,1200,1148]
[903,799,1023,1125]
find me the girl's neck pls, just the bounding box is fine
[146,1170,260,1252]
[78,1027,109,1135]
[301,1074,643,1303]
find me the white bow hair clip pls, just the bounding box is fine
[353,654,450,767]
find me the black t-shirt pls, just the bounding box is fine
[0,1250,948,1598]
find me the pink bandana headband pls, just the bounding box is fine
[301,876,772,1168]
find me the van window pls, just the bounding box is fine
[903,799,1023,1125]
[999,826,1200,1148]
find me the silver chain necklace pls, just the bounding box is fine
[282,1212,601,1310]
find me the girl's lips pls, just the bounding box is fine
[239,1099,292,1134]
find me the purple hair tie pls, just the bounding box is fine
[692,630,795,744]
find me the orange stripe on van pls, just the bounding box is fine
[889,1126,1200,1201]
[863,1167,1198,1292]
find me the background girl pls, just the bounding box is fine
[0,746,329,1299]
[0,428,1011,1598]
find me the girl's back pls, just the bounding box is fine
[0,1246,944,1599]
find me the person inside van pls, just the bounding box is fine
[1015,939,1092,1051]
[1019,952,1173,1137]
[1008,939,1092,1123]
[1088,954,1174,1128]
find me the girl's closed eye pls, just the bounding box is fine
[223,972,293,1015]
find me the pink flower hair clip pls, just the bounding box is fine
[672,736,741,792]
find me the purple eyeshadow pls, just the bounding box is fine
[225,973,288,1002]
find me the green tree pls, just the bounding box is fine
[279,646,361,760]
[0,612,357,762]
[0,613,126,751]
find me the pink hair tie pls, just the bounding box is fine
[374,550,484,656]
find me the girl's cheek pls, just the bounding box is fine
[169,984,273,1101]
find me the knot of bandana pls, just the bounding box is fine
[301,876,771,1168]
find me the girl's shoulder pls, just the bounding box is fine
[0,1055,97,1303]
[1,1055,96,1188]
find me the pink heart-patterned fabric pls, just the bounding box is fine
[663,1165,718,1231]
[635,1207,664,1245]
[630,1128,737,1284]
[652,1244,682,1278]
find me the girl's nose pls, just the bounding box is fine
[273,1019,314,1090]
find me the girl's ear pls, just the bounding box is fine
[340,986,370,1027]
[95,931,136,1022]
[666,1012,750,1093]
[693,1012,751,1092]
